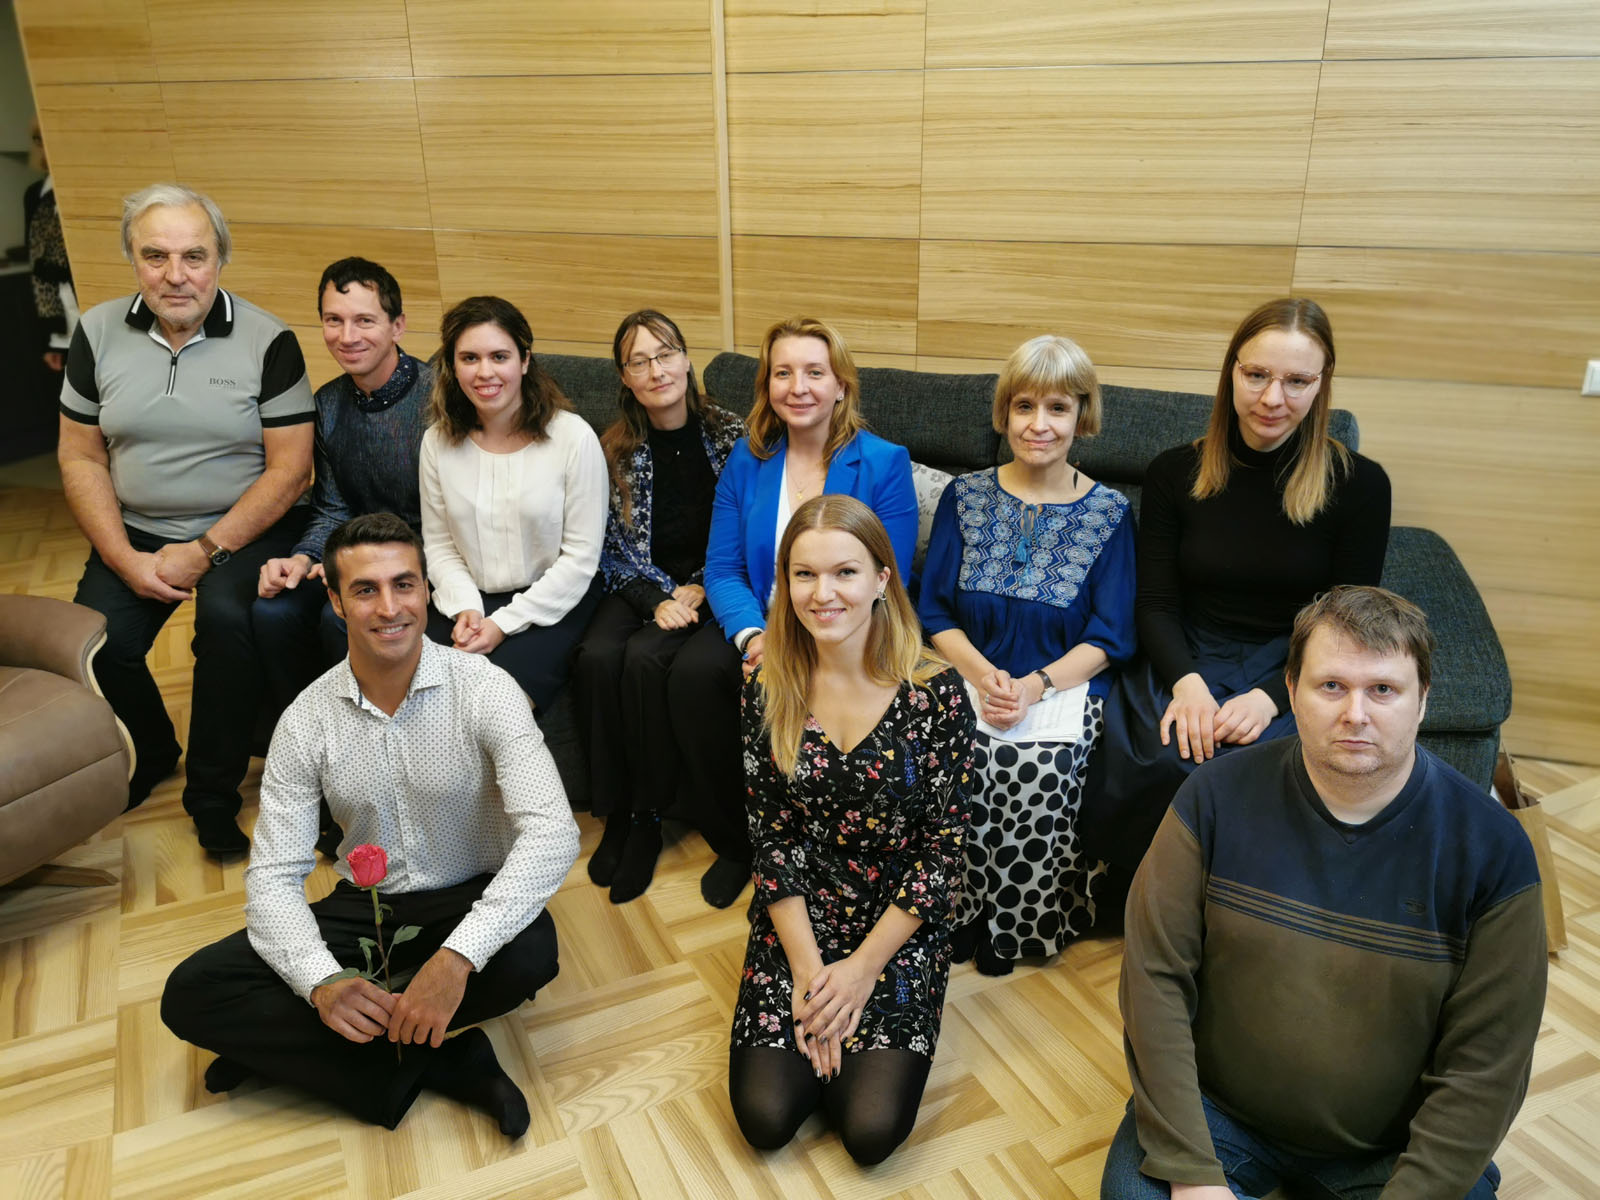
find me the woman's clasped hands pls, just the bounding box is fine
[1159,673,1277,763]
[791,956,877,1080]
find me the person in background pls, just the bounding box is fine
[919,334,1135,975]
[1105,585,1544,1200]
[1085,297,1390,897]
[729,495,972,1166]
[57,183,314,856]
[572,310,745,903]
[688,315,918,908]
[419,295,606,709]
[25,117,77,372]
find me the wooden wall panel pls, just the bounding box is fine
[433,230,723,351]
[921,65,1320,245]
[726,72,922,239]
[1325,0,1600,59]
[221,224,444,347]
[917,242,1297,365]
[162,80,431,228]
[407,0,712,77]
[55,220,135,310]
[1293,248,1600,389]
[143,0,414,81]
[925,0,1327,67]
[31,84,175,220]
[724,1,926,73]
[415,76,718,236]
[1301,59,1600,253]
[13,0,155,86]
[731,236,920,354]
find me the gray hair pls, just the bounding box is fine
[120,184,232,266]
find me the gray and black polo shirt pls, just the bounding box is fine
[60,289,315,541]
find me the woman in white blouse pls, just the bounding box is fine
[420,295,607,708]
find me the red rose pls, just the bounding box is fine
[347,843,388,889]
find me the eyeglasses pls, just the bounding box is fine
[621,347,685,378]
[1235,360,1322,398]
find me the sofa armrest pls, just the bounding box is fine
[0,595,108,691]
[1378,527,1511,735]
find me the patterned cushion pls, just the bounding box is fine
[910,461,953,575]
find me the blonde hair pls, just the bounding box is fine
[761,495,945,776]
[745,316,866,463]
[1193,297,1350,525]
[992,334,1102,436]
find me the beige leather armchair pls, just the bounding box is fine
[0,594,131,886]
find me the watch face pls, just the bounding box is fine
[211,548,232,565]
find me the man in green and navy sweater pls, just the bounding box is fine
[1107,585,1546,1200]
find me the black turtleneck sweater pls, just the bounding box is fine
[1136,428,1391,711]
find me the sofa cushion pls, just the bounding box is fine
[909,461,954,575]
[539,353,626,436]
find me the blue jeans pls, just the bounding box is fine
[1101,1097,1501,1200]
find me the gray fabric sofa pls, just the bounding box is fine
[537,352,1510,800]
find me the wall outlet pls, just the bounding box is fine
[1586,360,1600,397]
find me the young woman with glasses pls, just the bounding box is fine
[571,310,746,903]
[1084,298,1391,889]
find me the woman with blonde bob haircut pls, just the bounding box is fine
[686,316,918,908]
[921,334,1135,974]
[1083,297,1391,885]
[730,495,973,1166]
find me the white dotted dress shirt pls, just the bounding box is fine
[244,638,580,1000]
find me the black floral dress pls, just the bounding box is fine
[731,667,975,1059]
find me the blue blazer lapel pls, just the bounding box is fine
[749,441,787,607]
[824,434,864,495]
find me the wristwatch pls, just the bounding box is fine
[1033,669,1057,701]
[197,532,231,567]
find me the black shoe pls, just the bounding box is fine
[587,815,631,888]
[950,914,984,965]
[193,810,249,859]
[126,742,182,811]
[609,814,663,904]
[700,856,750,909]
[974,927,1014,977]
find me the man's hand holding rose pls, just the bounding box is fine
[388,948,472,1048]
[312,976,398,1043]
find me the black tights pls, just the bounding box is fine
[728,1045,931,1166]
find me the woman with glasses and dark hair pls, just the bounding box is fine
[571,310,745,903]
[730,495,972,1166]
[678,315,918,909]
[1084,297,1391,885]
[420,295,606,708]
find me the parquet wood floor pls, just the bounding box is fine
[3,475,1598,1199]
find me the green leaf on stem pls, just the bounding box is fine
[390,925,422,948]
[358,937,376,975]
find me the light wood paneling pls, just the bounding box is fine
[13,0,156,86]
[1325,0,1600,59]
[58,220,139,310]
[407,0,712,77]
[30,84,175,221]
[724,0,926,73]
[1302,59,1600,253]
[433,230,723,351]
[415,75,718,236]
[143,0,414,81]
[222,224,445,352]
[1483,590,1600,762]
[1293,248,1600,389]
[917,241,1297,365]
[925,0,1328,67]
[726,71,922,239]
[162,80,431,229]
[921,64,1321,245]
[731,235,920,354]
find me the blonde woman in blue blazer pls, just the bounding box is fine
[674,316,917,908]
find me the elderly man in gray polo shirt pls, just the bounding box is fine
[58,183,315,857]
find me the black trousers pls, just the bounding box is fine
[250,580,347,712]
[662,617,750,862]
[423,576,603,711]
[160,876,560,1129]
[73,510,306,815]
[571,597,748,866]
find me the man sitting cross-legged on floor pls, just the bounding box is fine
[161,512,580,1134]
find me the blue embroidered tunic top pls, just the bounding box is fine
[917,469,1137,697]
